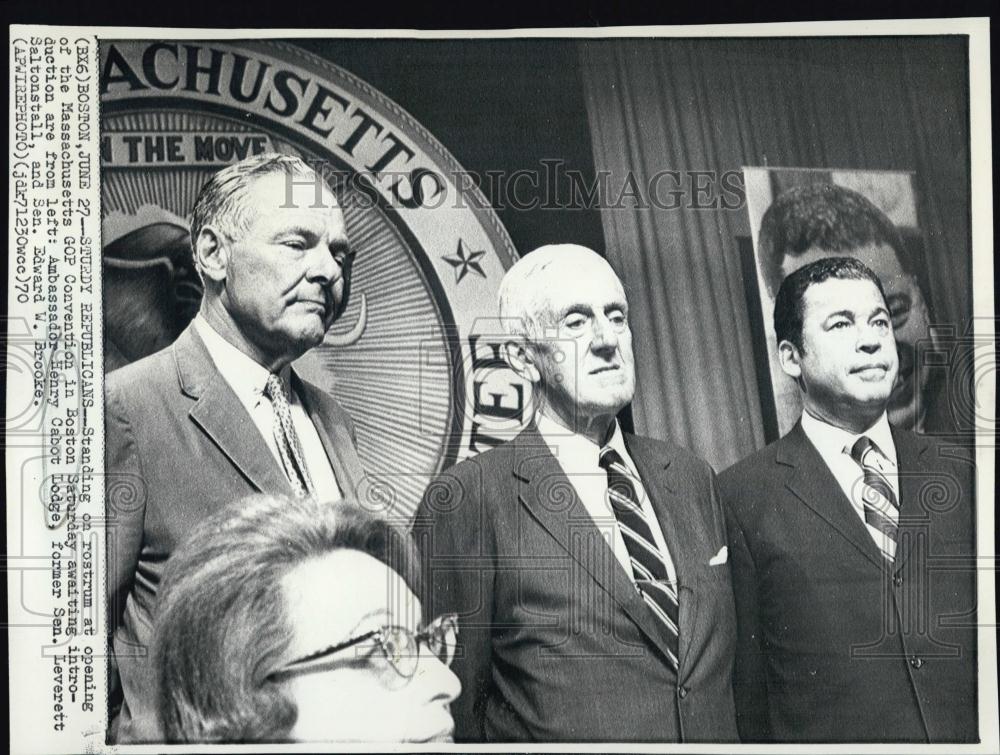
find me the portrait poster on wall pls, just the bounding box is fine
[742,167,950,438]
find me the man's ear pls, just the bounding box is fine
[194,226,229,283]
[777,339,802,380]
[502,338,541,384]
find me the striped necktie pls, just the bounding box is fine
[264,373,314,499]
[849,435,899,562]
[599,446,679,670]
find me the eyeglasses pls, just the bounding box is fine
[268,613,458,681]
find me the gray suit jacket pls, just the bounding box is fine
[413,425,738,742]
[106,324,366,742]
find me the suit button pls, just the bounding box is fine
[678,686,688,699]
[910,657,924,669]
[893,574,903,587]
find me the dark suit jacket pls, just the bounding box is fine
[719,422,976,742]
[413,425,738,742]
[105,324,366,742]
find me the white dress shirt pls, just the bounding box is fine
[800,410,899,524]
[536,412,678,585]
[194,316,341,502]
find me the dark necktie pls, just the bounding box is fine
[599,446,679,670]
[849,435,899,562]
[264,373,314,499]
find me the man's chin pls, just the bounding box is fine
[292,317,330,344]
[836,385,893,417]
[275,330,325,362]
[578,394,633,420]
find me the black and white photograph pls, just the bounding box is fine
[5,18,996,753]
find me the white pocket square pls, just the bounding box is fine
[709,546,728,566]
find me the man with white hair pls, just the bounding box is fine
[414,244,738,742]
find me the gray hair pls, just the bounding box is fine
[497,244,618,339]
[189,152,332,265]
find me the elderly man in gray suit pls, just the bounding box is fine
[414,244,738,742]
[106,153,367,742]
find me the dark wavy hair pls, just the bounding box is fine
[152,494,420,743]
[773,256,887,351]
[758,182,910,298]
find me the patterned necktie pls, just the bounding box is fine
[599,446,679,670]
[264,373,314,499]
[849,436,899,562]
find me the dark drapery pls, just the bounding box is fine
[580,37,970,470]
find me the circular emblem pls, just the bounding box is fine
[99,40,528,517]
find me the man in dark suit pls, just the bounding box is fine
[106,153,367,741]
[414,244,737,742]
[720,256,976,742]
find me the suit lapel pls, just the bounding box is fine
[174,326,293,496]
[512,426,681,670]
[294,373,365,497]
[779,423,884,570]
[624,434,700,677]
[890,426,932,570]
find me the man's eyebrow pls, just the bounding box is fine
[555,304,594,320]
[269,224,317,238]
[823,309,856,321]
[822,306,890,322]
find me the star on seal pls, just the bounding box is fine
[443,240,487,283]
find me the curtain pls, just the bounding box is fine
[579,38,970,470]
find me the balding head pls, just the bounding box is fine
[498,244,623,339]
[498,244,634,435]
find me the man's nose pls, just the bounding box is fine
[591,315,620,352]
[857,325,883,354]
[306,245,344,284]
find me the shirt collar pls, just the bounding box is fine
[194,315,291,406]
[535,411,632,473]
[800,409,897,466]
